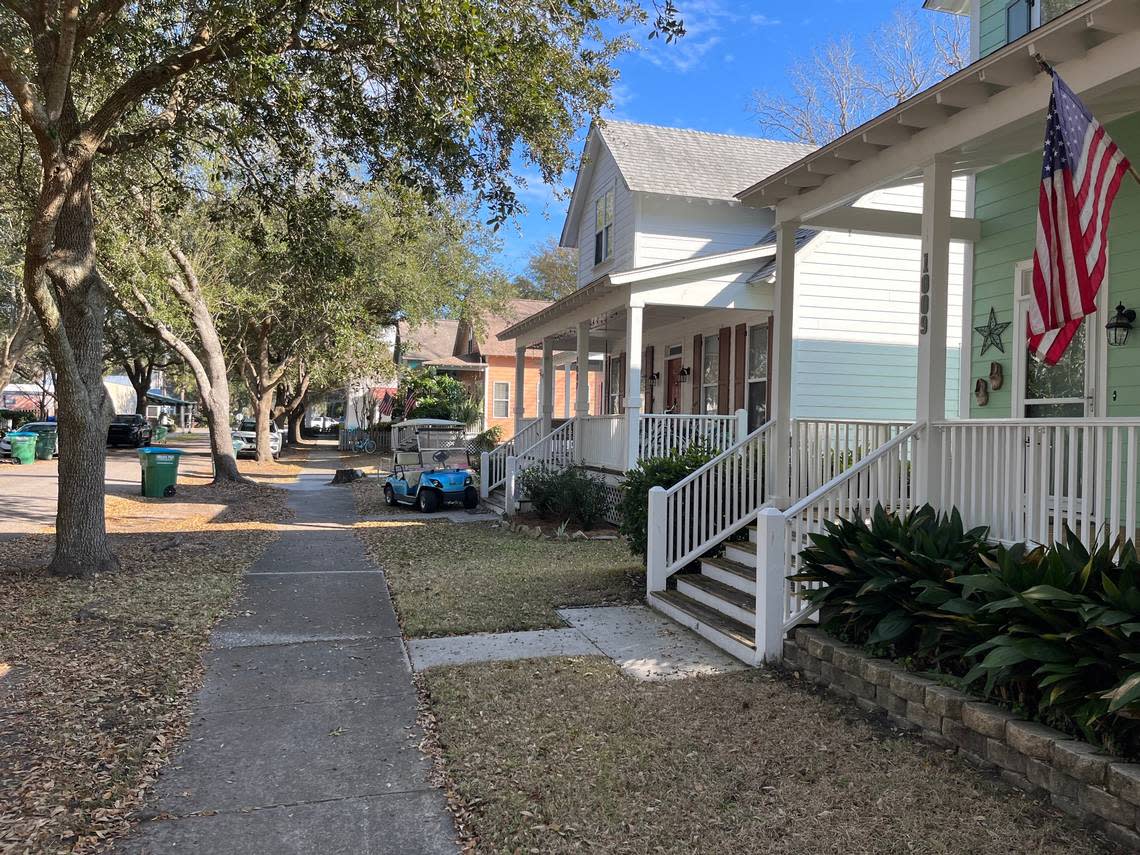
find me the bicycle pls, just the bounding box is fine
[351,429,377,454]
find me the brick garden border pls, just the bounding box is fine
[785,626,1140,850]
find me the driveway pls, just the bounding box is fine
[0,432,215,535]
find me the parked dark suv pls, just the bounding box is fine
[107,414,153,448]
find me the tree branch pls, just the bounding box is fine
[45,1,81,123]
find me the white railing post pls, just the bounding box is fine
[505,456,518,516]
[734,408,748,446]
[646,486,668,594]
[480,451,490,499]
[754,506,787,665]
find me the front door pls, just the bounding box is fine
[1013,262,1101,418]
[665,356,682,412]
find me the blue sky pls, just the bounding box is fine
[497,0,947,276]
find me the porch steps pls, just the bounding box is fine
[699,555,756,597]
[675,574,755,625]
[649,589,756,663]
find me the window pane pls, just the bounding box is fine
[702,335,719,384]
[703,387,718,414]
[1041,0,1082,24]
[595,231,603,265]
[1026,402,1084,419]
[747,380,767,431]
[1007,0,1031,42]
[1025,322,1085,402]
[603,224,612,260]
[747,324,768,381]
[605,189,614,225]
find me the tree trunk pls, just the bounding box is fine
[288,402,304,446]
[253,388,275,463]
[27,159,118,577]
[0,313,37,391]
[127,357,151,415]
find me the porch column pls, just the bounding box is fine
[915,155,952,505]
[575,320,591,417]
[625,304,644,470]
[514,345,526,436]
[769,220,797,503]
[540,337,555,436]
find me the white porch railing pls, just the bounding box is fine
[479,418,541,497]
[791,418,912,498]
[503,418,578,515]
[751,421,926,659]
[638,412,745,461]
[935,418,1140,547]
[578,415,627,472]
[647,420,775,591]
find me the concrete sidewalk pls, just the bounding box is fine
[118,454,457,854]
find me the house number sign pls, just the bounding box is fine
[919,252,930,336]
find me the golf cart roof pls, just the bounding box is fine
[392,418,466,428]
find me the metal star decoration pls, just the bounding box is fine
[975,307,1011,356]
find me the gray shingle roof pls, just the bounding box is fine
[598,121,816,201]
[748,227,820,283]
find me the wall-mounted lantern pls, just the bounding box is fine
[644,371,660,387]
[678,366,692,384]
[1106,303,1136,348]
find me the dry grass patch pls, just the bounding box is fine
[0,488,286,853]
[356,521,641,637]
[423,658,1119,855]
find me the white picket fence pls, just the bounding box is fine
[935,418,1140,547]
[638,412,744,461]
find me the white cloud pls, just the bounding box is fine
[641,1,781,73]
[723,52,735,64]
[750,13,781,26]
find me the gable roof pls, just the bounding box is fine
[560,120,815,246]
[467,299,553,357]
[600,121,816,201]
[398,318,460,363]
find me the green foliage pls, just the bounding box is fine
[470,426,503,454]
[518,465,609,531]
[617,442,718,559]
[0,409,36,429]
[795,509,1140,756]
[400,368,482,425]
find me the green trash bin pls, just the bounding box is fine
[34,430,57,460]
[6,431,36,465]
[153,425,168,444]
[138,447,184,498]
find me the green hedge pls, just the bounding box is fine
[517,465,608,530]
[793,504,1140,758]
[617,442,717,559]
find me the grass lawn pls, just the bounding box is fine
[356,520,642,637]
[0,484,285,853]
[423,658,1117,855]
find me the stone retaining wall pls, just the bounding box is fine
[786,626,1140,850]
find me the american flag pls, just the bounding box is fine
[401,390,417,419]
[1029,73,1131,365]
[377,392,394,418]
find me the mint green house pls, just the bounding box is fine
[618,0,1140,666]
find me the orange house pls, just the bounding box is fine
[398,300,603,436]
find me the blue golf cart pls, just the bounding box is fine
[384,447,479,512]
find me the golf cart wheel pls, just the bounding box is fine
[383,485,397,507]
[462,486,479,510]
[417,489,441,513]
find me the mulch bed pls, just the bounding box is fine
[0,486,287,853]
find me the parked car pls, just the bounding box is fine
[106,414,153,448]
[309,415,340,432]
[384,448,479,512]
[232,419,282,459]
[1,421,59,456]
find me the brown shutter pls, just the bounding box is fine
[644,345,655,414]
[766,315,775,416]
[618,352,626,414]
[717,326,731,415]
[691,334,702,412]
[733,323,747,411]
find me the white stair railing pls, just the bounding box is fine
[646,420,775,592]
[791,418,912,499]
[503,418,578,515]
[935,418,1140,549]
[638,411,746,460]
[751,421,925,661]
[480,418,541,498]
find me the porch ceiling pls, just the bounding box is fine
[526,304,757,351]
[738,0,1140,220]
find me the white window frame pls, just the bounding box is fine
[492,381,510,419]
[1010,259,1105,418]
[701,333,719,415]
[593,186,615,266]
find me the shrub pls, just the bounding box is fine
[470,425,503,454]
[796,508,1140,757]
[0,409,37,430]
[618,442,717,559]
[517,465,609,530]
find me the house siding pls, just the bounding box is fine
[576,146,635,289]
[635,195,774,267]
[969,110,1140,419]
[483,355,604,434]
[978,0,1007,58]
